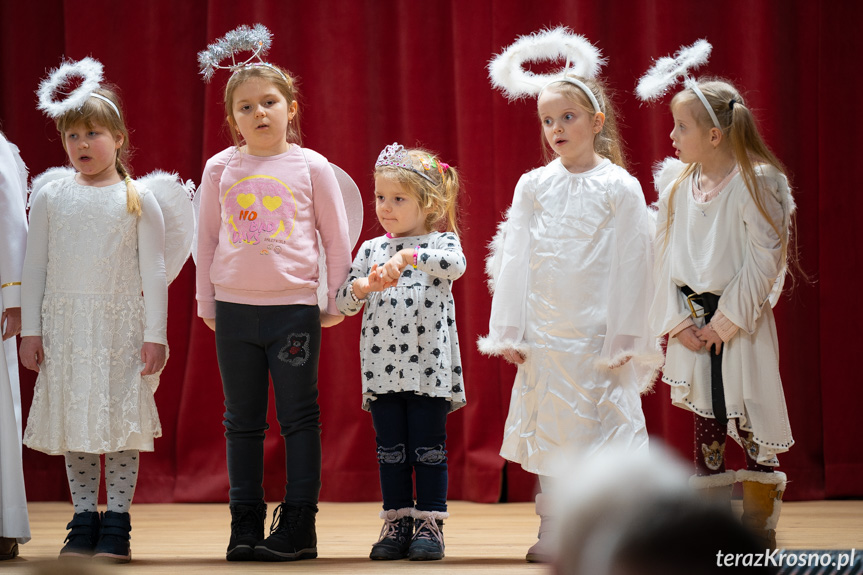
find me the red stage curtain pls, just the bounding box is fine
[2,0,860,504]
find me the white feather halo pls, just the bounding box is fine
[198,23,273,82]
[636,39,712,102]
[37,57,106,119]
[488,27,605,100]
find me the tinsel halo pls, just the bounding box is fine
[198,23,273,82]
[636,39,712,102]
[488,27,605,101]
[37,57,105,119]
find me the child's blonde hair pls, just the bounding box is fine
[55,86,140,215]
[666,78,796,273]
[540,76,628,169]
[375,148,461,237]
[224,64,302,147]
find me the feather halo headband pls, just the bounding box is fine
[636,39,721,129]
[488,27,605,111]
[197,23,286,83]
[37,57,120,119]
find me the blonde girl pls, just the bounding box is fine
[336,143,466,561]
[195,28,351,562]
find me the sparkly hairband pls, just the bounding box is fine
[37,57,121,119]
[375,143,448,184]
[198,23,287,83]
[488,27,606,113]
[636,39,721,130]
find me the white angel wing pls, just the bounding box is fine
[137,170,195,284]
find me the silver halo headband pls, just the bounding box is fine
[684,78,721,130]
[542,76,601,113]
[89,93,121,118]
[198,24,287,83]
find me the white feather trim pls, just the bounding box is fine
[592,350,665,395]
[689,470,737,489]
[37,57,106,119]
[489,27,605,100]
[652,157,686,197]
[484,219,508,293]
[636,39,712,102]
[137,171,196,284]
[28,166,75,208]
[476,335,529,359]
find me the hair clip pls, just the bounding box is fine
[37,57,120,119]
[636,39,721,129]
[376,143,443,185]
[197,23,286,83]
[488,27,605,112]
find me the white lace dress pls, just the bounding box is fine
[22,176,167,455]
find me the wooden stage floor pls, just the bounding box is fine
[4,500,862,573]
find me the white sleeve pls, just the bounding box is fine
[195,161,222,319]
[602,177,662,370]
[21,189,49,337]
[648,183,692,337]
[336,240,371,317]
[477,173,534,356]
[0,137,27,310]
[138,191,168,345]
[717,177,786,334]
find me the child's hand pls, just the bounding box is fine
[675,325,705,352]
[19,335,44,372]
[381,249,412,285]
[502,348,525,365]
[1,307,21,341]
[365,264,388,293]
[141,342,167,375]
[320,311,345,328]
[695,323,723,355]
[203,317,216,331]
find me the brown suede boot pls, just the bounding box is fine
[689,470,736,511]
[737,470,786,550]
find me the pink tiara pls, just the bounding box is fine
[375,143,448,185]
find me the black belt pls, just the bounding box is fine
[680,286,727,425]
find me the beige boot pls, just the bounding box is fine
[689,470,736,510]
[737,470,786,550]
[525,493,555,563]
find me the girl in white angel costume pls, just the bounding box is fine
[18,58,193,562]
[479,28,661,563]
[638,41,796,551]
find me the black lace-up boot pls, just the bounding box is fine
[408,510,447,561]
[226,502,266,561]
[253,503,318,561]
[370,508,414,560]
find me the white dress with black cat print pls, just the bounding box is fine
[337,231,466,412]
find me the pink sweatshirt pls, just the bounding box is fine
[196,145,351,318]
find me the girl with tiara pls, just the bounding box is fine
[195,25,351,562]
[480,28,661,563]
[638,40,796,550]
[19,57,194,563]
[0,128,30,560]
[336,143,465,562]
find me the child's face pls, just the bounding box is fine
[230,77,296,157]
[63,121,123,182]
[670,100,713,164]
[374,176,427,238]
[538,88,601,170]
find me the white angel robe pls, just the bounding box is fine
[649,159,795,465]
[480,158,662,476]
[0,134,30,542]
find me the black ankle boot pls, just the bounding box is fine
[59,511,101,558]
[227,502,266,561]
[253,503,318,562]
[408,511,446,561]
[370,508,414,560]
[92,511,132,563]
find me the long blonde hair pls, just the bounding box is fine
[666,79,798,275]
[375,148,461,237]
[540,76,628,169]
[55,86,140,215]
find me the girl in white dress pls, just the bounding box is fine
[647,75,796,550]
[481,29,661,563]
[20,61,168,563]
[337,143,465,561]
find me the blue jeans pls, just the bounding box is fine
[369,392,449,512]
[215,301,322,506]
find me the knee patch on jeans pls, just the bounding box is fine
[377,443,407,465]
[414,444,447,466]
